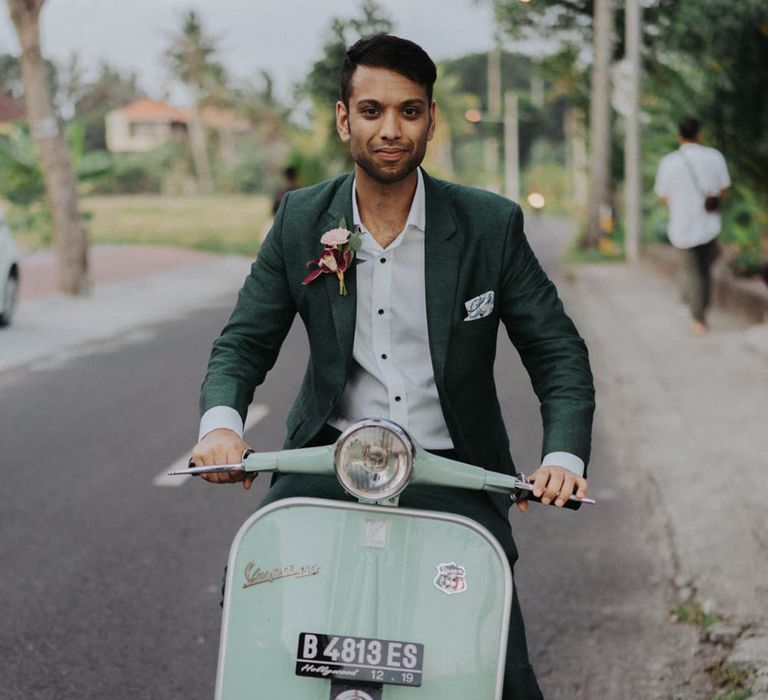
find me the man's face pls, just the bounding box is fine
[336,65,436,185]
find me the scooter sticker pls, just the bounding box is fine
[433,562,467,595]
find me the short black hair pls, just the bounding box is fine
[678,116,700,140]
[339,33,437,107]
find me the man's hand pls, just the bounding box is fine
[190,429,255,491]
[516,465,588,513]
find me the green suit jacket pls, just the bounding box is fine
[201,171,595,475]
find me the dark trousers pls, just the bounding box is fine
[681,239,719,323]
[259,424,543,700]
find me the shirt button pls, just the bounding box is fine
[380,257,386,263]
[381,353,387,360]
[395,395,402,402]
[377,308,384,315]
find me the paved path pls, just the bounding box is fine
[564,257,768,620]
[3,245,252,375]
[18,246,220,300]
[560,247,768,697]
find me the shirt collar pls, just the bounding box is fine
[352,167,426,235]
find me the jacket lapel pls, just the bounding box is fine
[423,172,460,383]
[322,175,357,370]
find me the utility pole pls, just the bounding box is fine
[624,0,642,262]
[487,45,502,119]
[503,91,519,202]
[565,108,588,207]
[485,44,502,192]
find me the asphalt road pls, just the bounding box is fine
[0,221,710,699]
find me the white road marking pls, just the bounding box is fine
[153,404,270,487]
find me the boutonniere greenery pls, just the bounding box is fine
[302,217,362,296]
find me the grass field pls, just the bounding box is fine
[77,194,273,257]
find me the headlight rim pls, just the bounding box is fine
[334,418,415,501]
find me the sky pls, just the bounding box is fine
[0,0,500,105]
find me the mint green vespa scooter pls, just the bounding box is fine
[175,418,593,700]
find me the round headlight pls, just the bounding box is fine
[334,419,414,502]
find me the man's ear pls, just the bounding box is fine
[427,100,436,142]
[336,101,350,142]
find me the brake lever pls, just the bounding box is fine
[167,449,255,477]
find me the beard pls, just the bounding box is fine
[348,130,429,185]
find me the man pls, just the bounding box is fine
[654,116,731,333]
[192,34,594,699]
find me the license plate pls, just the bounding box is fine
[296,632,424,687]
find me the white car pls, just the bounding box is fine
[0,208,20,326]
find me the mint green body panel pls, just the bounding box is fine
[215,498,512,699]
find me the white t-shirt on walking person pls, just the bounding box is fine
[654,142,731,249]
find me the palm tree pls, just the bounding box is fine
[7,0,88,294]
[164,10,225,193]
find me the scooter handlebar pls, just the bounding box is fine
[170,445,335,478]
[412,450,594,509]
[172,432,594,509]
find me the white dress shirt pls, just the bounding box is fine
[327,169,453,449]
[199,168,584,476]
[654,143,731,249]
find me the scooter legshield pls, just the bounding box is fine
[215,497,512,699]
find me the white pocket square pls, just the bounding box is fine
[464,291,494,321]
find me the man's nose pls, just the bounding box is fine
[379,110,402,140]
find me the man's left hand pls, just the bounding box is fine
[517,465,588,512]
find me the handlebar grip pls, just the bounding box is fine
[523,492,583,510]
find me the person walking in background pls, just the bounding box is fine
[271,164,300,216]
[654,116,731,334]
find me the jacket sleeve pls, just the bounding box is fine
[499,204,595,468]
[199,194,298,424]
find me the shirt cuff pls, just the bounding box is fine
[199,406,244,441]
[540,451,584,477]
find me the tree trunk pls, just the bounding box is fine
[585,0,614,247]
[8,0,89,294]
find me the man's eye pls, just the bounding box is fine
[362,108,379,117]
[404,108,419,117]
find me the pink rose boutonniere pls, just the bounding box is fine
[302,217,362,296]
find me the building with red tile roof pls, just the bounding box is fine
[0,93,25,133]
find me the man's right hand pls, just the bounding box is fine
[190,429,255,490]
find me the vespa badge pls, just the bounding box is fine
[433,562,467,595]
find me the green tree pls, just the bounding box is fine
[298,0,393,176]
[650,0,768,195]
[642,0,768,272]
[303,0,393,108]
[439,51,567,180]
[219,70,292,194]
[164,9,226,192]
[69,61,142,151]
[490,0,619,245]
[0,51,59,105]
[0,53,23,97]
[0,121,111,208]
[490,0,768,198]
